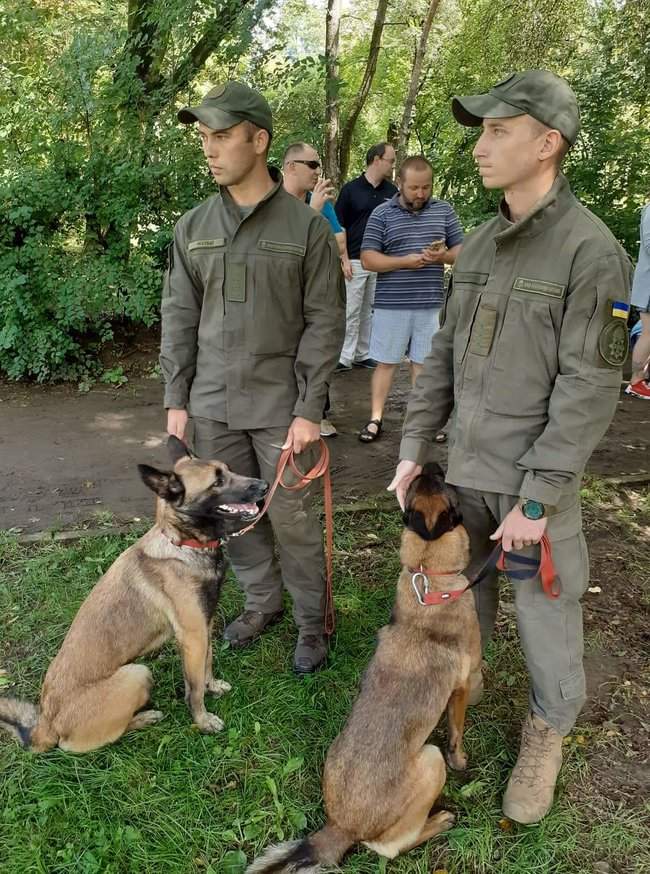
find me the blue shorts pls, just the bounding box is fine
[369,307,441,365]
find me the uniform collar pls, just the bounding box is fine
[495,173,575,242]
[220,165,285,221]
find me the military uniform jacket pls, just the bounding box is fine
[160,169,345,429]
[400,174,632,509]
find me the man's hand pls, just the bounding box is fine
[422,246,448,264]
[387,460,423,510]
[167,408,188,441]
[282,416,321,454]
[490,505,547,552]
[401,252,429,270]
[310,179,336,212]
[341,255,353,281]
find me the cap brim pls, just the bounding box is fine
[177,105,241,131]
[452,94,526,127]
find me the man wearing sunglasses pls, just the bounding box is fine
[283,143,353,438]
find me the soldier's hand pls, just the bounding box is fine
[283,417,320,454]
[167,408,188,442]
[490,505,547,552]
[310,179,336,212]
[387,460,423,510]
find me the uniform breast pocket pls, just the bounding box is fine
[251,242,306,355]
[190,245,226,349]
[452,273,489,368]
[485,295,560,417]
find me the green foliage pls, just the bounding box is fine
[1,0,648,380]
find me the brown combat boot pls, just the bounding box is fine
[293,631,328,675]
[502,711,563,824]
[223,610,284,648]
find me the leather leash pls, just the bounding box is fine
[230,438,336,635]
[409,534,560,606]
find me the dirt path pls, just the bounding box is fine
[0,362,648,534]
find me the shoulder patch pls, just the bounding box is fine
[598,319,629,367]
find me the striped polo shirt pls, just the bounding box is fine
[361,195,464,309]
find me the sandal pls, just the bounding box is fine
[359,418,383,443]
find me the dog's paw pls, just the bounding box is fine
[206,678,231,696]
[446,748,468,772]
[127,710,165,731]
[433,810,456,833]
[195,713,225,734]
[139,710,165,726]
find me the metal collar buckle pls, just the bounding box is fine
[411,570,430,606]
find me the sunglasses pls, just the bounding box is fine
[293,159,321,170]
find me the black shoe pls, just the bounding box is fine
[334,362,352,373]
[223,610,284,648]
[293,632,328,675]
[352,358,377,369]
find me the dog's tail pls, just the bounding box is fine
[246,822,353,873]
[0,697,52,751]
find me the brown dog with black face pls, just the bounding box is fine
[247,463,481,872]
[0,436,267,754]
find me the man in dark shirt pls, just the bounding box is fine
[334,143,398,371]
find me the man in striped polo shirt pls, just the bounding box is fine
[358,155,463,442]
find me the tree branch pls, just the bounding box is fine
[396,0,442,167]
[338,0,390,182]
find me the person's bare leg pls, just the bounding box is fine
[409,362,423,388]
[366,363,398,436]
[631,313,650,383]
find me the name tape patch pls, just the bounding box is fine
[513,277,566,298]
[188,238,226,252]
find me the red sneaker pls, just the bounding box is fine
[625,380,650,399]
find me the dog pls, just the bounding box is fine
[247,462,481,872]
[0,436,267,754]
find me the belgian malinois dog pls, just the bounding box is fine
[0,436,267,754]
[248,463,481,872]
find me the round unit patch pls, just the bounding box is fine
[207,83,227,99]
[598,319,629,366]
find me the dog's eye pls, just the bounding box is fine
[212,472,224,488]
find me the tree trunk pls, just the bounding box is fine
[395,0,442,169]
[338,0,390,183]
[324,0,342,185]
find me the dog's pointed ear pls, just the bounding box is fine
[138,464,185,503]
[167,435,194,465]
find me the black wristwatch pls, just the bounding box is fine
[519,499,546,520]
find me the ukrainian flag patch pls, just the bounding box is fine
[611,300,630,320]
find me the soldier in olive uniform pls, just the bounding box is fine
[161,82,345,674]
[388,71,632,822]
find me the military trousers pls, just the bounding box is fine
[193,418,326,633]
[454,485,590,735]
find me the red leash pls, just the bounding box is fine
[232,439,336,635]
[409,534,560,606]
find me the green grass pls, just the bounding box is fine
[1,504,648,874]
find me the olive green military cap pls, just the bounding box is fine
[178,81,273,135]
[452,70,580,145]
